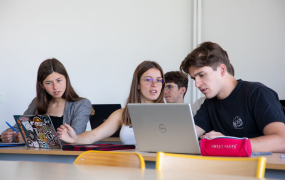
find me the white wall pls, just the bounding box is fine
[0,0,193,132]
[201,0,285,99]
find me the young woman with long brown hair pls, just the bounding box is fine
[0,58,91,143]
[57,60,165,145]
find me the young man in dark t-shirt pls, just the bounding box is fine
[180,41,285,152]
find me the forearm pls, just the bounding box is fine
[72,108,123,144]
[195,125,206,138]
[74,130,110,144]
[250,134,285,153]
[73,131,97,144]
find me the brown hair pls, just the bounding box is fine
[164,71,188,97]
[180,41,234,76]
[122,61,165,125]
[36,58,83,114]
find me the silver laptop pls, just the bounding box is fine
[127,103,200,154]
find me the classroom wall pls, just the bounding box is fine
[0,0,193,132]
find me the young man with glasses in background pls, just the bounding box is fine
[164,71,188,103]
[164,71,205,116]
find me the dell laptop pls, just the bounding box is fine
[127,103,200,154]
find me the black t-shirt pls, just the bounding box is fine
[49,116,63,131]
[194,79,285,138]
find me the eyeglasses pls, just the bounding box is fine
[165,85,178,92]
[140,78,164,86]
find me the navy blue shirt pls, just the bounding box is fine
[194,80,285,138]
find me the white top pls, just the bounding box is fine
[119,124,136,145]
[191,97,206,116]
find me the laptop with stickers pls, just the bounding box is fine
[127,103,200,154]
[13,115,62,149]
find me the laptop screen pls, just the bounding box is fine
[280,100,285,107]
[90,104,121,137]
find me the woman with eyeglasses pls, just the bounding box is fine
[0,58,91,143]
[57,61,165,145]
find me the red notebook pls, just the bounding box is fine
[62,143,136,151]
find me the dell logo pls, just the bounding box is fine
[159,124,166,133]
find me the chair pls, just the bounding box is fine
[156,152,266,178]
[74,150,145,169]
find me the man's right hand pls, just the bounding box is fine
[1,129,16,143]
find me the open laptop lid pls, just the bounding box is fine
[14,115,62,149]
[128,103,200,154]
[90,104,121,137]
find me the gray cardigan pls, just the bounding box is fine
[5,98,92,137]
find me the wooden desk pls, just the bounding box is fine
[0,147,284,179]
[0,146,156,164]
[0,161,265,180]
[0,146,284,170]
[258,153,285,170]
[0,137,121,163]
